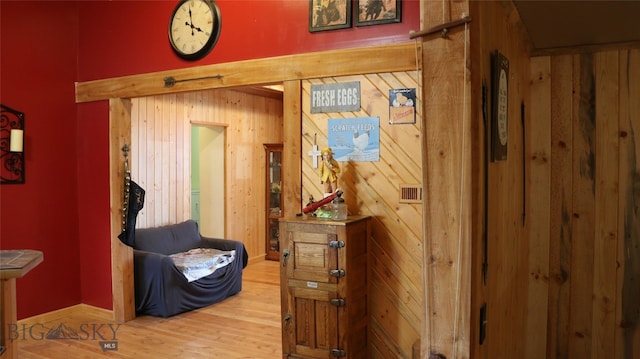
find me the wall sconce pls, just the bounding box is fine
[1,104,25,184]
[10,129,24,152]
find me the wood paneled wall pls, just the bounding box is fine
[301,72,423,358]
[82,28,640,358]
[528,49,640,359]
[472,1,533,359]
[420,0,474,357]
[129,89,283,261]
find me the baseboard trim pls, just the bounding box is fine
[18,304,114,324]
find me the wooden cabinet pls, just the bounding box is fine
[279,216,371,359]
[265,144,283,261]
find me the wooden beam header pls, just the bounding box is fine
[76,42,420,103]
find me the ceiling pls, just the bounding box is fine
[512,0,640,54]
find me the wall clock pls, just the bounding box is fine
[491,50,509,161]
[168,0,221,61]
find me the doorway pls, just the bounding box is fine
[191,124,225,238]
[115,83,293,322]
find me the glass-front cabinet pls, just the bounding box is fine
[264,144,283,261]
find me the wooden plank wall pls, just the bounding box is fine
[526,52,552,359]
[528,49,640,359]
[467,1,533,358]
[419,0,475,356]
[129,89,283,261]
[109,98,135,323]
[300,72,423,358]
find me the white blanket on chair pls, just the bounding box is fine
[170,248,236,282]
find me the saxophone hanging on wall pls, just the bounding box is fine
[118,144,145,247]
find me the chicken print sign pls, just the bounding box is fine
[389,88,416,124]
[327,117,380,162]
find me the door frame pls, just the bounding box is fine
[79,43,418,322]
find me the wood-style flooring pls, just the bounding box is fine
[17,260,282,358]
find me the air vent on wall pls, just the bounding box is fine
[399,184,423,203]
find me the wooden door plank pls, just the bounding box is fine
[568,53,596,359]
[526,56,552,359]
[591,50,620,359]
[548,54,574,358]
[616,48,640,359]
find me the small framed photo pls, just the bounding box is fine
[355,0,401,26]
[309,0,352,32]
[389,88,416,124]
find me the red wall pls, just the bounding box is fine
[0,1,83,318]
[76,0,420,80]
[2,0,420,319]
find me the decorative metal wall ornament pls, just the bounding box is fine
[491,50,509,161]
[1,104,25,184]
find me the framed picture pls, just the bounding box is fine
[355,0,401,26]
[309,0,352,32]
[389,88,416,124]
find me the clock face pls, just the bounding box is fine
[168,0,221,60]
[497,68,508,145]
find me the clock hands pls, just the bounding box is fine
[184,22,205,34]
[184,6,204,35]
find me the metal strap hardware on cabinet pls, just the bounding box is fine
[329,240,345,248]
[282,249,290,267]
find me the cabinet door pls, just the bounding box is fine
[285,287,341,359]
[285,227,339,284]
[265,144,283,261]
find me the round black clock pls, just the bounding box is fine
[168,0,221,61]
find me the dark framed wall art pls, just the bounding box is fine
[309,0,352,32]
[355,0,401,26]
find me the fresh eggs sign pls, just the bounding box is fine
[310,82,360,113]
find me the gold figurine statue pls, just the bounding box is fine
[319,147,340,194]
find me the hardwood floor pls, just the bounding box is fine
[17,260,282,358]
